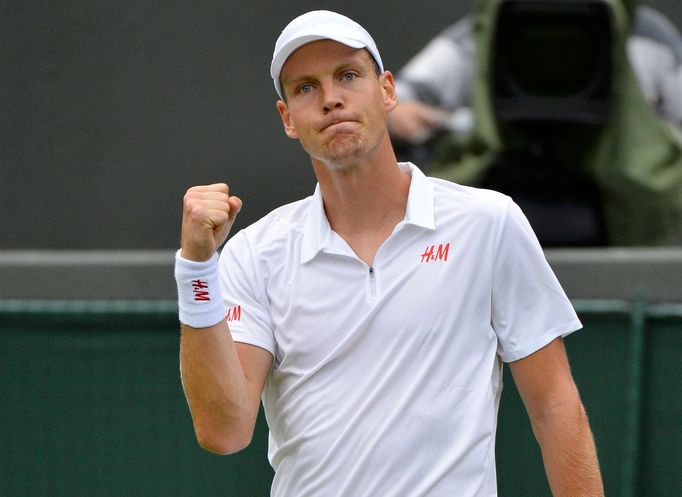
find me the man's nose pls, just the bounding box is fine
[320,81,344,112]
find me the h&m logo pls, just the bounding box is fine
[420,243,450,263]
[192,279,211,301]
[225,305,242,322]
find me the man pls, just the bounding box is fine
[175,10,604,497]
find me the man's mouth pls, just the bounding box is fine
[318,116,358,132]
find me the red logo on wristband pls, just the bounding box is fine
[192,279,211,301]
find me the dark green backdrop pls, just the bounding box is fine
[2,301,680,496]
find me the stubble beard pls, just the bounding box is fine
[317,133,365,168]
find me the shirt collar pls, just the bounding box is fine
[300,162,435,263]
[401,162,436,231]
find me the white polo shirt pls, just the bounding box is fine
[219,162,581,497]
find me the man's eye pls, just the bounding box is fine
[342,72,356,81]
[298,83,313,94]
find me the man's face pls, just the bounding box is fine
[276,40,396,168]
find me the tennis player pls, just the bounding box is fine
[175,10,604,497]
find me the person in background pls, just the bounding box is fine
[389,2,682,146]
[388,0,682,247]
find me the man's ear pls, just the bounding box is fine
[276,100,299,139]
[379,71,398,112]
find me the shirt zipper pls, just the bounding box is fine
[369,266,376,298]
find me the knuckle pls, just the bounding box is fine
[183,189,200,205]
[185,205,203,221]
[183,194,199,211]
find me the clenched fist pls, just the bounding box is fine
[180,183,242,262]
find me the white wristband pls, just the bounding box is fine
[174,250,225,328]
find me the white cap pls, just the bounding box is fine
[270,10,384,99]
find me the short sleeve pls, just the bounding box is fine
[491,200,582,362]
[396,35,470,109]
[218,231,276,356]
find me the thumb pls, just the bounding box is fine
[213,195,243,248]
[227,196,243,223]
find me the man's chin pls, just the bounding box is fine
[320,137,364,164]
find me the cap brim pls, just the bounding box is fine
[272,34,365,75]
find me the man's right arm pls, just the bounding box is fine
[180,322,272,454]
[176,183,272,455]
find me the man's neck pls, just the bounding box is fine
[312,146,411,265]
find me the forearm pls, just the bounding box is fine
[532,401,604,497]
[180,321,256,454]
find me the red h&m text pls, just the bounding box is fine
[191,279,211,301]
[225,305,241,322]
[420,243,450,263]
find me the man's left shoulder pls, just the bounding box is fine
[429,176,511,215]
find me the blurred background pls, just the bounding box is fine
[3,0,679,249]
[2,1,682,496]
[2,0,480,249]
